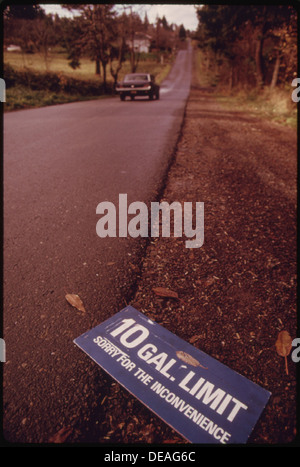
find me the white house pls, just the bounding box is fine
[126,33,152,53]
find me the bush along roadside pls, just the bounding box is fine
[4,63,114,111]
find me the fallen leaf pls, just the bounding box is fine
[204,276,215,286]
[49,426,73,443]
[176,350,207,369]
[65,294,86,313]
[162,438,186,444]
[152,287,179,299]
[189,335,201,344]
[275,330,292,375]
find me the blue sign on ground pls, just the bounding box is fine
[74,306,271,444]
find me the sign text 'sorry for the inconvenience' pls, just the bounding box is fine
[74,306,271,444]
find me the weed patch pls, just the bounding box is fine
[194,47,297,128]
[4,52,173,111]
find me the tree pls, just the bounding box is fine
[3,4,45,51]
[62,4,116,88]
[143,12,150,33]
[31,14,59,71]
[241,5,296,88]
[196,5,242,82]
[153,15,177,57]
[88,4,116,86]
[179,24,186,41]
[58,15,84,70]
[4,5,60,70]
[4,4,44,20]
[109,13,127,88]
[196,4,297,90]
[126,6,144,73]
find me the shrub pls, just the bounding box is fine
[4,63,113,96]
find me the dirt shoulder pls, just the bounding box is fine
[91,60,297,445]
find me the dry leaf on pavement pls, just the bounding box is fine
[65,293,86,313]
[49,426,73,443]
[275,330,292,375]
[152,287,179,299]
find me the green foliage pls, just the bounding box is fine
[179,24,186,40]
[4,84,109,112]
[195,5,297,90]
[4,63,114,96]
[3,5,178,110]
[4,4,45,20]
[3,54,171,111]
[194,47,296,128]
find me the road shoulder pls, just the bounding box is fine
[124,79,297,444]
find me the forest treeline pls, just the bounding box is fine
[3,4,298,95]
[195,4,297,90]
[3,4,187,89]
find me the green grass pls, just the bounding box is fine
[194,46,218,88]
[4,50,173,111]
[4,50,172,84]
[215,88,297,129]
[4,84,110,112]
[193,46,297,128]
[5,51,106,81]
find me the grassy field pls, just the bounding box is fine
[4,50,173,111]
[194,47,297,128]
[4,50,172,83]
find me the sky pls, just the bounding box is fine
[41,4,199,31]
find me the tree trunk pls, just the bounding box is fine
[102,61,107,91]
[255,36,264,88]
[130,50,136,73]
[229,63,234,90]
[95,58,101,76]
[270,51,280,89]
[109,37,125,92]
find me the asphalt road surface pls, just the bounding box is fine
[3,45,192,443]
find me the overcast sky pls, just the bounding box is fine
[41,4,199,31]
[135,4,199,30]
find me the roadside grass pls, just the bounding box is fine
[4,50,173,111]
[194,46,218,88]
[4,50,99,81]
[194,47,297,128]
[216,88,297,129]
[4,85,110,112]
[4,50,172,84]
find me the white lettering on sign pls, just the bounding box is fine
[150,381,231,444]
[134,367,154,385]
[110,318,150,348]
[108,318,248,424]
[75,307,271,444]
[138,343,177,377]
[93,336,126,358]
[178,370,248,421]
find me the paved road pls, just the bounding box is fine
[3,45,192,443]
